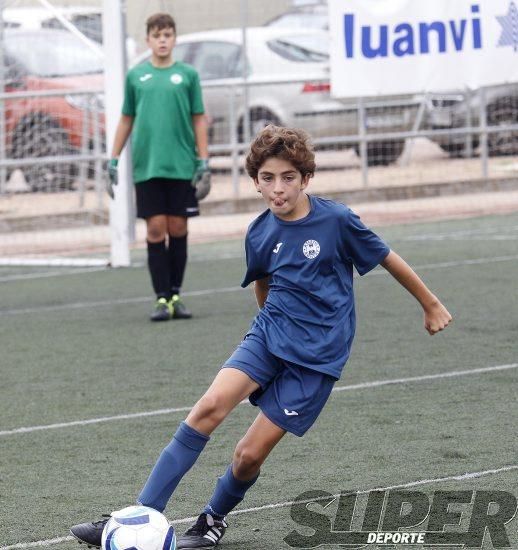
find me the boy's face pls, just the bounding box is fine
[254,157,310,221]
[146,26,176,60]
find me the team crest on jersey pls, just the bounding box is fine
[302,240,320,259]
[170,73,183,85]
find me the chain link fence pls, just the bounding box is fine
[1,0,517,262]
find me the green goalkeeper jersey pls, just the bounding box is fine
[122,61,205,183]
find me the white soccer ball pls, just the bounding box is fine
[101,505,176,550]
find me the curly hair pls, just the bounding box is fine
[146,13,176,35]
[245,125,316,179]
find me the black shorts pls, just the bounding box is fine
[135,178,200,219]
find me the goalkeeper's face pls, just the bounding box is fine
[254,157,310,221]
[147,26,176,60]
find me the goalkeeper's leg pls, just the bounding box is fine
[167,215,191,319]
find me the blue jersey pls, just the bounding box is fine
[241,195,390,379]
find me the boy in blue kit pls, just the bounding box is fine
[71,126,452,548]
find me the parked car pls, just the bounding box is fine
[2,6,136,61]
[425,84,518,157]
[264,2,329,30]
[3,28,104,191]
[135,26,419,165]
[2,6,102,37]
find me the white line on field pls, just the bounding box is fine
[0,536,75,550]
[214,463,518,522]
[0,253,245,284]
[0,267,108,283]
[2,463,517,550]
[0,286,242,316]
[399,224,518,241]
[367,254,518,275]
[1,363,516,437]
[1,254,518,317]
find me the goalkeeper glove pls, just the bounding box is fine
[191,158,211,201]
[106,158,118,199]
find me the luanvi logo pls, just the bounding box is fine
[342,5,483,59]
[284,489,518,548]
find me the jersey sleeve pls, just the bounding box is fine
[121,72,136,117]
[341,208,390,276]
[189,71,205,115]
[241,228,269,288]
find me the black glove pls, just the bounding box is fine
[191,158,211,201]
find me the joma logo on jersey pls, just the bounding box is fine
[342,4,482,59]
[303,240,320,259]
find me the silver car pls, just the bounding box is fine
[426,84,518,157]
[137,26,419,165]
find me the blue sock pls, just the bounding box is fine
[138,422,209,512]
[204,465,259,518]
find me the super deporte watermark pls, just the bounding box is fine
[284,489,518,548]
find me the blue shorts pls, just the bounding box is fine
[223,333,336,437]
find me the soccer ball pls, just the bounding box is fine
[101,505,176,550]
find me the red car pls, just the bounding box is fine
[3,28,104,191]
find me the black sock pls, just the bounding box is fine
[147,240,170,300]
[168,234,188,296]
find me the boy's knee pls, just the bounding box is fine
[167,217,187,237]
[147,226,166,242]
[189,393,227,427]
[233,441,262,479]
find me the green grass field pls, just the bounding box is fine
[1,213,517,549]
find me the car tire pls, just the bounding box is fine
[354,140,405,166]
[238,108,281,142]
[438,140,479,158]
[11,114,77,192]
[487,99,518,156]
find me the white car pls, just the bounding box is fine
[2,6,136,59]
[265,2,329,30]
[136,26,419,164]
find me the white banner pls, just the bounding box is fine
[328,0,518,97]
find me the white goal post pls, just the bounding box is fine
[103,0,132,268]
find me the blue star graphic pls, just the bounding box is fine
[497,0,518,51]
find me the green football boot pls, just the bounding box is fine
[150,297,173,322]
[171,294,192,319]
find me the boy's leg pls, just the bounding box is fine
[177,413,285,549]
[166,215,191,319]
[207,412,286,516]
[138,368,260,511]
[146,215,172,321]
[70,368,259,547]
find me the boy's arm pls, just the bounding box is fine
[254,277,270,309]
[192,114,209,159]
[380,251,452,335]
[110,114,134,158]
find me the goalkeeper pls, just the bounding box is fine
[107,12,209,321]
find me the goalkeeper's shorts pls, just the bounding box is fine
[136,178,199,219]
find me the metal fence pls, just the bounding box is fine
[1,0,518,262]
